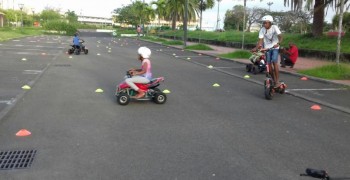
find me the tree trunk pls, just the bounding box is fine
[247,22,251,32]
[312,0,325,37]
[172,12,176,30]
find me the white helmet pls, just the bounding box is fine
[138,46,151,58]
[261,15,273,23]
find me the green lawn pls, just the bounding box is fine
[159,30,350,53]
[219,50,252,59]
[185,43,214,50]
[162,40,183,45]
[141,36,167,42]
[0,27,44,41]
[298,64,350,80]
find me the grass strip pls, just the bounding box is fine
[298,64,350,80]
[219,50,251,59]
[185,43,214,50]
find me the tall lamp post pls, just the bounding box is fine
[183,0,188,48]
[267,2,273,11]
[336,0,345,65]
[31,8,35,27]
[18,3,24,31]
[216,0,222,30]
[241,0,246,49]
[200,0,203,30]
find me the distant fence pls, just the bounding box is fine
[159,35,350,62]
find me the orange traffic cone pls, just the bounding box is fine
[311,105,322,110]
[16,129,31,137]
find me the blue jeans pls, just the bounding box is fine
[265,49,279,64]
[280,54,294,66]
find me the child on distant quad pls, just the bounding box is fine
[246,47,266,74]
[249,48,264,64]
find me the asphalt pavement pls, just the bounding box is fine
[0,32,350,180]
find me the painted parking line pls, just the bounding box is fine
[286,88,347,92]
[213,67,244,69]
[23,70,43,75]
[0,45,64,49]
[175,56,206,58]
[0,99,15,105]
[9,52,56,56]
[17,52,38,55]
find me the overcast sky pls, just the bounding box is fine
[3,0,339,28]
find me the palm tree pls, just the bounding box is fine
[165,0,199,30]
[283,0,349,37]
[198,0,215,30]
[151,0,167,27]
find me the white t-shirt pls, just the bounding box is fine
[259,25,281,49]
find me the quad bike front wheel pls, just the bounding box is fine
[264,79,273,100]
[153,92,167,104]
[68,49,74,55]
[74,49,80,55]
[246,64,252,72]
[117,92,130,105]
[278,83,286,94]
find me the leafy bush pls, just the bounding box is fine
[43,21,77,35]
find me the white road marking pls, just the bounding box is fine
[15,44,24,47]
[0,99,15,105]
[23,70,43,74]
[17,52,35,55]
[286,88,347,92]
[0,45,64,49]
[286,88,348,93]
[175,56,206,58]
[214,67,243,69]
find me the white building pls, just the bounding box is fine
[78,15,113,26]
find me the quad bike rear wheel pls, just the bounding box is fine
[117,92,130,105]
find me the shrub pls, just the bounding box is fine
[43,21,77,35]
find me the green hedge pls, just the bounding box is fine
[43,21,77,35]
